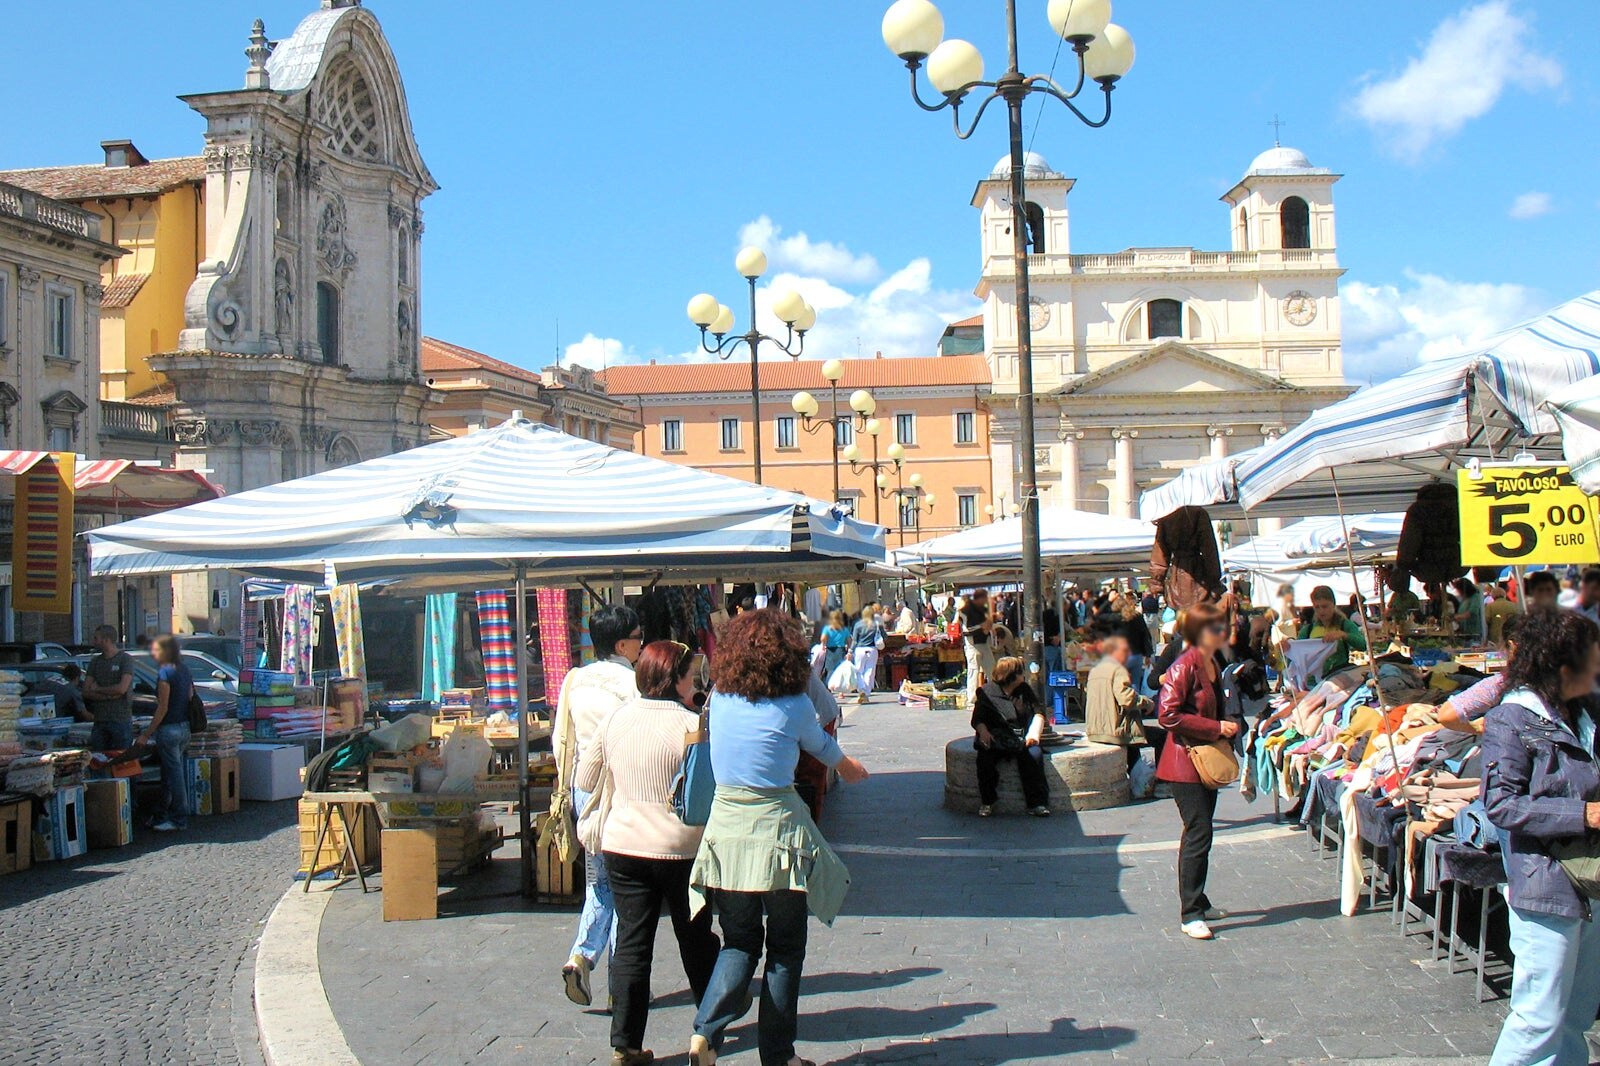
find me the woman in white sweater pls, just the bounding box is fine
[576,640,721,1066]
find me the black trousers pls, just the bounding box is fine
[605,852,720,1052]
[974,741,1050,808]
[1169,782,1218,922]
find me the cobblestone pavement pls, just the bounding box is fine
[0,792,297,1066]
[319,698,1545,1066]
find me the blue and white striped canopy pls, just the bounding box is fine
[1232,290,1600,515]
[1280,512,1405,562]
[1542,373,1600,495]
[1137,448,1262,522]
[88,418,885,586]
[892,507,1155,580]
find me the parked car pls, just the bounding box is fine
[180,635,243,671]
[126,650,238,712]
[0,642,74,665]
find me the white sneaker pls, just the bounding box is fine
[152,821,180,833]
[689,1034,717,1066]
[562,954,592,1006]
[977,804,993,818]
[1180,919,1214,941]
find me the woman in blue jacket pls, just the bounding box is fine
[1483,608,1600,1066]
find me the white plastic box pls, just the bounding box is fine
[237,743,306,802]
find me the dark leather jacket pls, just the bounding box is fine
[1483,693,1600,920]
[1154,646,1224,785]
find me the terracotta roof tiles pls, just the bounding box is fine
[421,336,542,384]
[597,355,990,396]
[101,272,148,309]
[0,157,205,201]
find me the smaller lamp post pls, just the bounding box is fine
[791,359,877,506]
[846,428,905,527]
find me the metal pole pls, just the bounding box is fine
[829,380,841,504]
[514,564,532,898]
[871,432,883,526]
[747,278,763,485]
[1002,0,1045,693]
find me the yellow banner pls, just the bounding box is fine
[11,452,75,614]
[1457,465,1600,568]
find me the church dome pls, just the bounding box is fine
[989,151,1060,179]
[1248,145,1314,174]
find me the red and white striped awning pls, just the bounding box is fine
[0,451,223,515]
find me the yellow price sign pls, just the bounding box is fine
[1457,465,1600,567]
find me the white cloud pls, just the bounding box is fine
[1340,271,1545,382]
[738,216,882,285]
[1508,191,1553,219]
[563,333,630,370]
[1350,1,1562,161]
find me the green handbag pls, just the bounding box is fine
[1551,834,1600,899]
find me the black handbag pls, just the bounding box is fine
[982,727,1026,753]
[186,685,208,733]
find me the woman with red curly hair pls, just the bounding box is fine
[687,609,869,1066]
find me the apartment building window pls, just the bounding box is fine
[836,492,860,517]
[899,494,919,529]
[776,415,797,449]
[835,419,854,447]
[954,410,976,445]
[662,419,683,452]
[895,412,916,446]
[958,493,978,528]
[45,286,73,360]
[720,417,740,451]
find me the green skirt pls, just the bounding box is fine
[689,784,851,926]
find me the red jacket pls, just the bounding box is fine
[1154,646,1225,785]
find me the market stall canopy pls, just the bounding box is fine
[893,507,1155,580]
[1231,290,1600,515]
[87,418,885,586]
[1221,518,1375,606]
[1542,372,1600,495]
[1280,513,1405,562]
[0,451,222,515]
[1137,448,1261,523]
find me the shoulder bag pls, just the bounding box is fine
[1185,738,1239,789]
[576,768,613,855]
[1552,835,1600,899]
[671,709,716,827]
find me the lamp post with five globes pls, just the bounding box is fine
[845,432,905,527]
[688,246,817,486]
[791,359,878,506]
[881,0,1133,684]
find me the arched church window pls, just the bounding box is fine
[1024,202,1046,254]
[397,226,410,286]
[275,173,294,235]
[1146,298,1183,340]
[316,59,383,162]
[317,282,340,365]
[1236,207,1249,250]
[1281,196,1310,250]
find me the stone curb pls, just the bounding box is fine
[254,886,362,1066]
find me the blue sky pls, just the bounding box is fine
[7,1,1597,383]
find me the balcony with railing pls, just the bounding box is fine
[984,246,1339,278]
[100,400,171,442]
[0,180,101,240]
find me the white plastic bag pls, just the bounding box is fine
[1129,752,1157,800]
[439,727,492,793]
[827,659,857,694]
[371,712,432,752]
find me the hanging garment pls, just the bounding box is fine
[281,584,316,686]
[330,584,365,681]
[476,590,518,711]
[422,593,457,701]
[1283,639,1337,692]
[1150,505,1223,610]
[239,584,263,674]
[537,588,573,700]
[1393,483,1468,585]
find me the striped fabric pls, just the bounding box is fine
[476,590,517,710]
[1280,513,1406,562]
[1232,290,1600,515]
[1543,373,1600,495]
[86,418,883,583]
[893,507,1154,579]
[0,451,50,476]
[537,589,572,702]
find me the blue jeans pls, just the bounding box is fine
[155,723,191,827]
[1491,905,1600,1066]
[89,720,133,752]
[569,785,616,965]
[695,888,809,1066]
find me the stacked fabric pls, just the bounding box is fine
[189,718,243,758]
[0,670,21,744]
[269,705,355,738]
[47,748,90,788]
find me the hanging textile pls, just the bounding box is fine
[537,588,573,702]
[280,584,316,686]
[239,583,263,677]
[330,584,366,681]
[476,590,517,711]
[422,593,457,701]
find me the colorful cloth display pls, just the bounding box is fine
[422,593,457,702]
[331,584,366,681]
[280,584,316,686]
[477,590,518,710]
[537,588,572,701]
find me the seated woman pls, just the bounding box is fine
[970,655,1050,818]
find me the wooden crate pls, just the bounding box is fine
[381,829,438,921]
[296,800,379,874]
[0,796,31,874]
[534,812,582,903]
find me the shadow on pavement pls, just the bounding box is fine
[817,1017,1135,1065]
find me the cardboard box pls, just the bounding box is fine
[187,757,214,816]
[381,829,438,921]
[41,785,86,861]
[367,770,414,794]
[85,779,133,848]
[0,796,31,873]
[238,743,305,801]
[211,757,240,814]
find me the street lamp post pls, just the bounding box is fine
[846,431,906,526]
[688,246,818,486]
[792,360,877,506]
[893,472,936,547]
[882,0,1134,683]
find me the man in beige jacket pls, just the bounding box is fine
[1086,636,1151,772]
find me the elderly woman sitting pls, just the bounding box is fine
[970,655,1050,818]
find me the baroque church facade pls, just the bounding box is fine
[974,146,1354,519]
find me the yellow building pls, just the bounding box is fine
[0,142,205,408]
